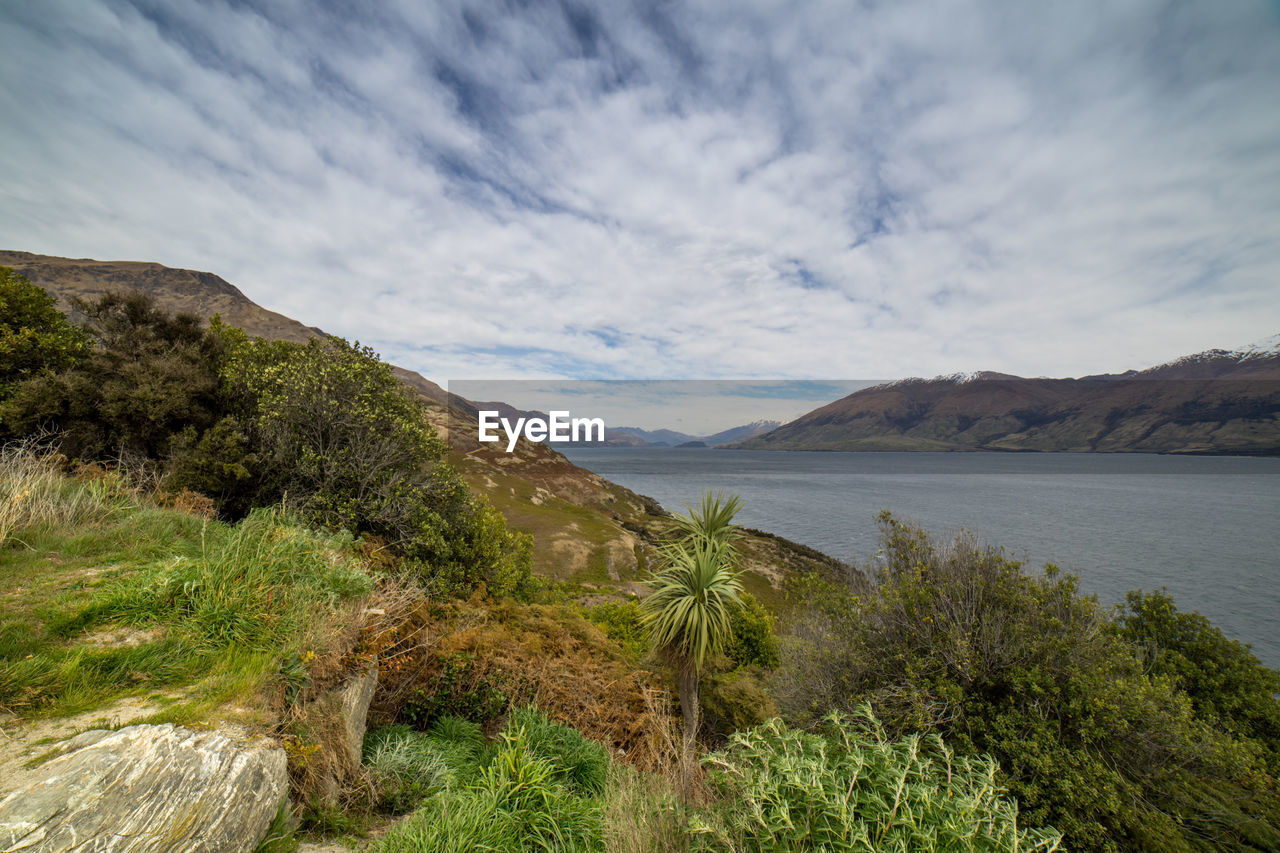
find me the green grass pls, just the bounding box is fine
[366,709,610,852]
[0,453,372,721]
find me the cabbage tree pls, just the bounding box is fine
[642,491,744,765]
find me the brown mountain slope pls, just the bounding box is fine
[735,348,1280,455]
[5,250,843,593]
[0,250,322,344]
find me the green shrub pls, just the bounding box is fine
[3,291,228,460]
[209,334,533,599]
[1117,588,1280,762]
[693,709,1061,852]
[724,591,779,669]
[700,666,777,739]
[400,653,509,727]
[585,599,646,657]
[1,291,532,602]
[0,268,88,399]
[777,513,1280,852]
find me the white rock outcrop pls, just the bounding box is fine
[0,723,287,852]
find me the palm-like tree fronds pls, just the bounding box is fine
[669,491,743,552]
[642,538,743,670]
[643,490,747,776]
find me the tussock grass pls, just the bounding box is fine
[365,709,611,852]
[0,442,124,547]
[0,459,373,719]
[507,705,609,797]
[94,506,371,651]
[362,718,483,813]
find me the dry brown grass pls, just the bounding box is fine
[281,578,424,806]
[0,442,120,546]
[368,596,682,773]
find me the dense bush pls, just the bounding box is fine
[693,709,1062,852]
[699,666,777,739]
[1117,588,1280,765]
[776,512,1280,852]
[185,333,533,598]
[0,268,88,398]
[724,591,779,669]
[585,598,646,658]
[399,652,509,727]
[3,292,228,459]
[1,291,531,599]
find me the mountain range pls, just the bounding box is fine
[733,339,1280,454]
[576,420,781,448]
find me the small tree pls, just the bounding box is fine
[642,491,744,773]
[2,290,226,458]
[0,268,88,399]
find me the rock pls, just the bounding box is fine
[0,723,287,852]
[334,667,378,772]
[291,665,378,806]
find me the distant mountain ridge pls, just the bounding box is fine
[606,420,781,447]
[733,338,1280,455]
[466,406,780,448]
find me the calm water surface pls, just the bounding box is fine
[562,449,1280,667]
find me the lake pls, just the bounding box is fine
[561,448,1280,667]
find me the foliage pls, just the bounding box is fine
[776,512,1280,852]
[585,598,647,658]
[1,290,531,602]
[399,652,509,727]
[203,333,532,598]
[3,292,229,460]
[370,709,606,853]
[693,709,1062,852]
[699,666,777,739]
[507,705,611,796]
[1116,588,1280,764]
[0,268,88,398]
[724,591,779,669]
[219,335,444,529]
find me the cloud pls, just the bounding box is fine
[1,0,1278,381]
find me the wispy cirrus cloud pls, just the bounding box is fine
[1,0,1278,381]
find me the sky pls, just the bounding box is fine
[2,0,1279,384]
[447,380,882,433]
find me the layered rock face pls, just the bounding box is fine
[0,724,287,852]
